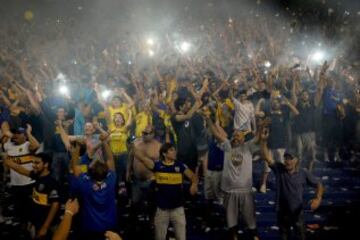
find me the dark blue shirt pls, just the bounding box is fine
[270,163,319,212]
[153,161,187,209]
[207,138,224,171]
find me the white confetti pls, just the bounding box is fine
[270,226,279,231]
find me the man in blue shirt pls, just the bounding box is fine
[260,128,324,240]
[70,135,118,239]
[138,142,198,240]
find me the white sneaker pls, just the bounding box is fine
[260,184,267,193]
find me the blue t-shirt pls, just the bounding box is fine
[73,171,117,232]
[153,161,187,209]
[207,138,224,171]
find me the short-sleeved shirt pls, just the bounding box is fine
[270,163,319,212]
[73,171,117,232]
[220,139,258,193]
[109,126,128,154]
[29,172,61,228]
[153,161,187,209]
[3,140,35,186]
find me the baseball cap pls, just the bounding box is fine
[11,127,26,134]
[284,151,296,160]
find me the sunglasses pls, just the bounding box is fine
[142,131,154,135]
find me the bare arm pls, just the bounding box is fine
[104,140,115,171]
[52,199,79,240]
[26,124,40,152]
[255,98,266,117]
[4,157,31,176]
[284,99,299,116]
[70,143,82,177]
[205,117,227,143]
[259,128,275,166]
[184,168,198,195]
[56,121,72,151]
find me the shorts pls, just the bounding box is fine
[223,191,257,229]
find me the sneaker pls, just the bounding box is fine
[259,184,267,193]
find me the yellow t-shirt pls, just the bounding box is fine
[217,98,234,128]
[110,126,128,155]
[135,111,152,137]
[107,104,130,131]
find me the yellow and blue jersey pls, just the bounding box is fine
[153,161,187,209]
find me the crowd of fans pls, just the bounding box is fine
[0,1,360,240]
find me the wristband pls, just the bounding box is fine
[65,210,74,216]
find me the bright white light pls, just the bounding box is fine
[311,51,325,63]
[101,90,112,100]
[57,73,66,81]
[146,38,154,46]
[148,49,155,57]
[264,61,272,68]
[180,41,191,53]
[59,85,69,95]
[128,61,132,65]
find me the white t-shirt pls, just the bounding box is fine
[233,98,255,131]
[220,139,258,193]
[3,140,35,186]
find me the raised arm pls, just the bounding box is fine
[56,120,72,151]
[314,61,329,107]
[52,199,79,240]
[103,139,115,171]
[70,143,82,177]
[205,115,227,143]
[26,124,40,152]
[174,100,202,122]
